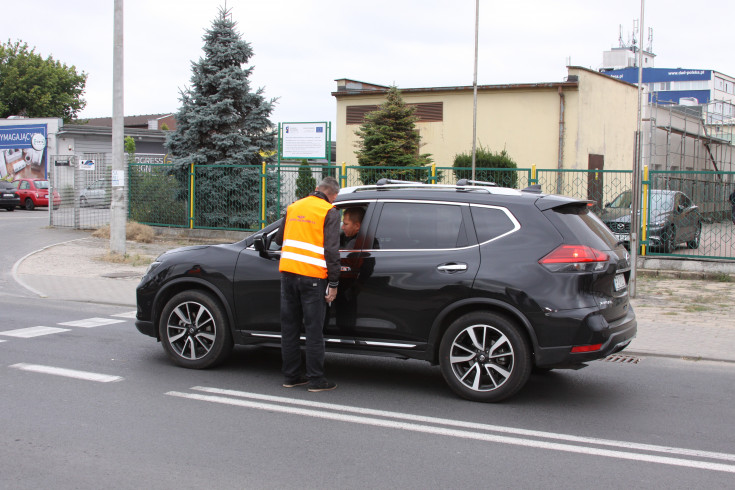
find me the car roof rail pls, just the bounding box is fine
[376,178,424,186]
[456,178,498,187]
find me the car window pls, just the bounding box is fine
[374,202,466,250]
[35,181,49,189]
[470,205,518,243]
[20,181,29,190]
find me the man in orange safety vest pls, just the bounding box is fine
[275,176,341,392]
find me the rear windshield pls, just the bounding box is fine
[34,180,50,189]
[547,204,619,250]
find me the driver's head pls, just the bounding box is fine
[342,207,365,238]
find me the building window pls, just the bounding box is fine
[346,102,443,125]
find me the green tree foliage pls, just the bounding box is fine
[295,159,316,199]
[124,136,136,165]
[452,145,519,188]
[0,40,87,122]
[166,7,277,229]
[354,86,432,185]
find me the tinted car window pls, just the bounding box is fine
[374,202,466,249]
[551,204,619,249]
[470,205,517,243]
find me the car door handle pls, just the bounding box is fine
[437,263,468,273]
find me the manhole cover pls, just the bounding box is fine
[604,354,641,364]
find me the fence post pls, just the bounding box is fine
[430,163,437,184]
[640,165,650,256]
[261,161,267,230]
[341,162,347,188]
[531,164,537,185]
[189,163,195,229]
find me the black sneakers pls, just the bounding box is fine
[282,375,309,388]
[307,379,337,392]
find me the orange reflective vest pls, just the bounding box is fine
[279,195,334,279]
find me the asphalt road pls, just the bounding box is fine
[1,294,735,489]
[2,211,735,488]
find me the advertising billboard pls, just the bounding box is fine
[0,124,48,180]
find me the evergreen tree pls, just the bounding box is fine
[0,40,87,122]
[295,159,316,199]
[166,6,277,229]
[354,86,432,185]
[452,145,518,188]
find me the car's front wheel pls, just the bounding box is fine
[439,312,531,402]
[687,222,701,249]
[5,206,14,212]
[661,225,676,253]
[159,290,233,369]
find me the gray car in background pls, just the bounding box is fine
[79,179,110,208]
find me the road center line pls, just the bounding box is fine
[10,363,123,383]
[191,386,735,463]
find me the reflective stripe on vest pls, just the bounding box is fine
[279,196,333,279]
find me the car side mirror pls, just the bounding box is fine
[604,202,611,208]
[253,235,267,256]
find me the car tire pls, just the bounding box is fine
[439,312,531,402]
[687,222,701,249]
[662,225,676,253]
[5,206,14,212]
[24,198,35,211]
[159,290,233,369]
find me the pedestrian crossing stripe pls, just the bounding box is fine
[0,326,71,338]
[58,317,126,328]
[111,311,137,319]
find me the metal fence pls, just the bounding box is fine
[45,161,735,261]
[48,153,113,229]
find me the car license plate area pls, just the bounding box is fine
[614,273,627,291]
[2,193,13,198]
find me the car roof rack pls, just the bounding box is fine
[456,179,498,187]
[376,178,424,186]
[521,184,542,193]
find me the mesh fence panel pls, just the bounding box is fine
[129,163,188,227]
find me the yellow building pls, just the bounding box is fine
[333,66,639,174]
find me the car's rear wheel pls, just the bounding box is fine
[439,312,531,402]
[687,222,701,249]
[159,290,233,369]
[24,198,34,211]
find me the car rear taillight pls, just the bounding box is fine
[539,245,609,272]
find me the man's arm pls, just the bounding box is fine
[323,207,341,287]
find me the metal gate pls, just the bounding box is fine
[48,153,112,229]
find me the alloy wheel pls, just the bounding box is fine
[449,323,515,392]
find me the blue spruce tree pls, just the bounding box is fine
[167,6,277,229]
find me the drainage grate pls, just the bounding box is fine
[604,354,641,364]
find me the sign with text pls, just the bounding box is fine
[281,122,327,159]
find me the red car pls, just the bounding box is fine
[13,178,61,210]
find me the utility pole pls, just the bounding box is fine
[629,0,645,297]
[111,0,126,255]
[471,0,479,181]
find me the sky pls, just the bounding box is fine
[5,0,735,138]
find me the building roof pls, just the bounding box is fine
[80,113,174,128]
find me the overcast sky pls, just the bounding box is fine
[5,0,734,138]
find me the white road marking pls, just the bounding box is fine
[166,387,735,474]
[58,317,125,328]
[10,363,123,383]
[0,326,70,338]
[191,387,735,462]
[111,311,137,319]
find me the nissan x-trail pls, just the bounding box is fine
[136,180,637,402]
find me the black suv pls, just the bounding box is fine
[136,180,637,402]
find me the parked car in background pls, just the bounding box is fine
[13,178,61,210]
[136,179,637,402]
[0,181,20,211]
[600,189,701,253]
[79,179,110,207]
